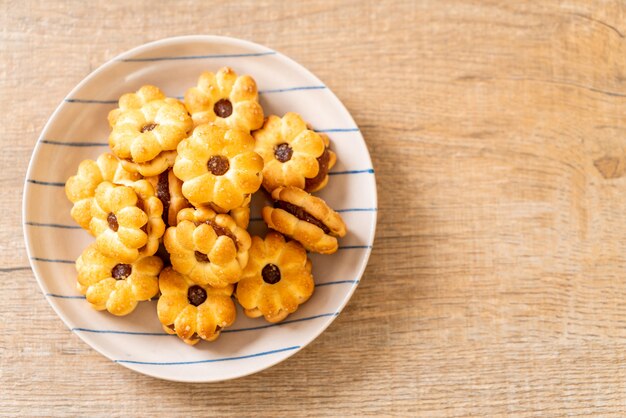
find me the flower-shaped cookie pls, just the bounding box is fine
[163,207,251,288]
[76,244,162,316]
[173,124,263,211]
[184,67,264,131]
[157,267,236,345]
[65,153,141,231]
[90,181,165,263]
[236,231,314,323]
[262,186,347,254]
[253,113,328,192]
[108,85,192,172]
[146,169,190,227]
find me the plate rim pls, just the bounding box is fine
[22,34,377,382]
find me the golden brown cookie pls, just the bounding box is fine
[157,267,236,345]
[209,195,252,230]
[163,207,251,288]
[262,186,347,254]
[173,123,263,210]
[119,149,177,177]
[65,153,141,231]
[235,231,314,323]
[89,180,165,263]
[108,85,192,174]
[253,113,330,192]
[184,67,264,132]
[229,205,250,230]
[76,244,162,316]
[146,168,191,227]
[208,193,252,215]
[131,179,167,258]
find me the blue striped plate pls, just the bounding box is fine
[22,35,377,382]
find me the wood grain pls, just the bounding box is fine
[3,0,626,415]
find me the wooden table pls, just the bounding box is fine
[3,0,626,415]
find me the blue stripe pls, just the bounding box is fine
[175,88,329,97]
[119,51,276,62]
[47,294,86,300]
[30,248,368,263]
[70,312,340,336]
[25,170,372,187]
[260,85,326,94]
[316,280,359,287]
[25,222,81,229]
[248,207,376,223]
[41,139,108,147]
[328,169,374,175]
[62,85,326,104]
[65,99,117,104]
[334,208,377,213]
[223,312,339,333]
[27,179,65,187]
[315,128,360,133]
[31,257,74,264]
[73,328,167,336]
[23,211,374,227]
[115,345,300,365]
[338,245,372,250]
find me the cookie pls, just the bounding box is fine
[262,186,347,254]
[120,149,177,177]
[76,244,162,316]
[157,267,236,345]
[163,207,251,288]
[65,153,141,231]
[108,85,192,174]
[184,67,264,132]
[253,113,330,192]
[146,168,190,227]
[208,193,252,215]
[173,123,263,211]
[235,231,314,323]
[304,133,336,193]
[229,205,251,230]
[89,180,165,263]
[210,195,252,230]
[132,179,168,258]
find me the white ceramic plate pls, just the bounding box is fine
[23,35,377,382]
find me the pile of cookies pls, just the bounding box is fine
[65,67,347,345]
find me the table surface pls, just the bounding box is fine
[3,0,626,416]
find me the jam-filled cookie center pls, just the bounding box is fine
[187,285,207,306]
[205,220,238,247]
[262,263,281,284]
[207,155,230,176]
[305,148,330,190]
[111,263,132,280]
[140,122,158,133]
[274,200,331,234]
[156,171,171,225]
[194,251,210,263]
[107,213,119,232]
[274,143,293,163]
[214,99,233,118]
